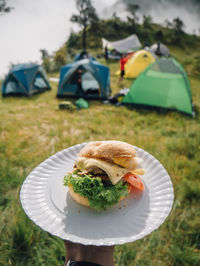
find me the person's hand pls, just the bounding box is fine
[64,240,115,266]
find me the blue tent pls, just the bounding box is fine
[1,63,51,96]
[57,59,111,99]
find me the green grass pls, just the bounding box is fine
[0,45,200,266]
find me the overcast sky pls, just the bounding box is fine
[1,0,199,78]
[0,0,116,78]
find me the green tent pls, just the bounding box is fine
[122,58,194,116]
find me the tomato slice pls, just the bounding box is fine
[123,173,145,191]
[127,184,132,193]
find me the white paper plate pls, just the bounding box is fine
[20,143,174,246]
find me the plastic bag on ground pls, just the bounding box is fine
[75,98,89,109]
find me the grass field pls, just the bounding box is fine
[0,47,200,266]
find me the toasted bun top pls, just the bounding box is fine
[78,140,136,159]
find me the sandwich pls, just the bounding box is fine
[64,140,145,211]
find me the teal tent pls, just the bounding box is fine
[122,58,194,116]
[57,59,111,100]
[1,64,51,96]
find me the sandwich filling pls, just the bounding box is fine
[64,155,145,211]
[76,157,130,185]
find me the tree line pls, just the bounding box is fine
[2,0,197,73]
[40,0,200,73]
[67,0,190,51]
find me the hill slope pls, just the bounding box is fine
[100,0,200,35]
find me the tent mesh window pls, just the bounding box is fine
[5,76,20,93]
[150,59,181,74]
[33,73,48,89]
[81,72,99,93]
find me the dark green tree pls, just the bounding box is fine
[53,47,67,69]
[0,0,13,14]
[40,49,52,73]
[171,17,185,45]
[172,17,184,34]
[143,15,152,30]
[70,0,98,51]
[67,30,80,50]
[126,4,140,26]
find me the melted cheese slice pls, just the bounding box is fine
[113,156,143,170]
[76,157,130,185]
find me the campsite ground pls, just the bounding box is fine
[0,45,200,265]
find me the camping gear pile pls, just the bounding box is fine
[58,98,89,111]
[58,101,77,111]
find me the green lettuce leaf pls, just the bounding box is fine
[63,170,129,211]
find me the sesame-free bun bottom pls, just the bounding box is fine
[68,185,129,209]
[68,186,90,207]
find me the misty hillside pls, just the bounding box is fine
[100,0,200,35]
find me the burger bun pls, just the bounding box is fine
[78,140,136,160]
